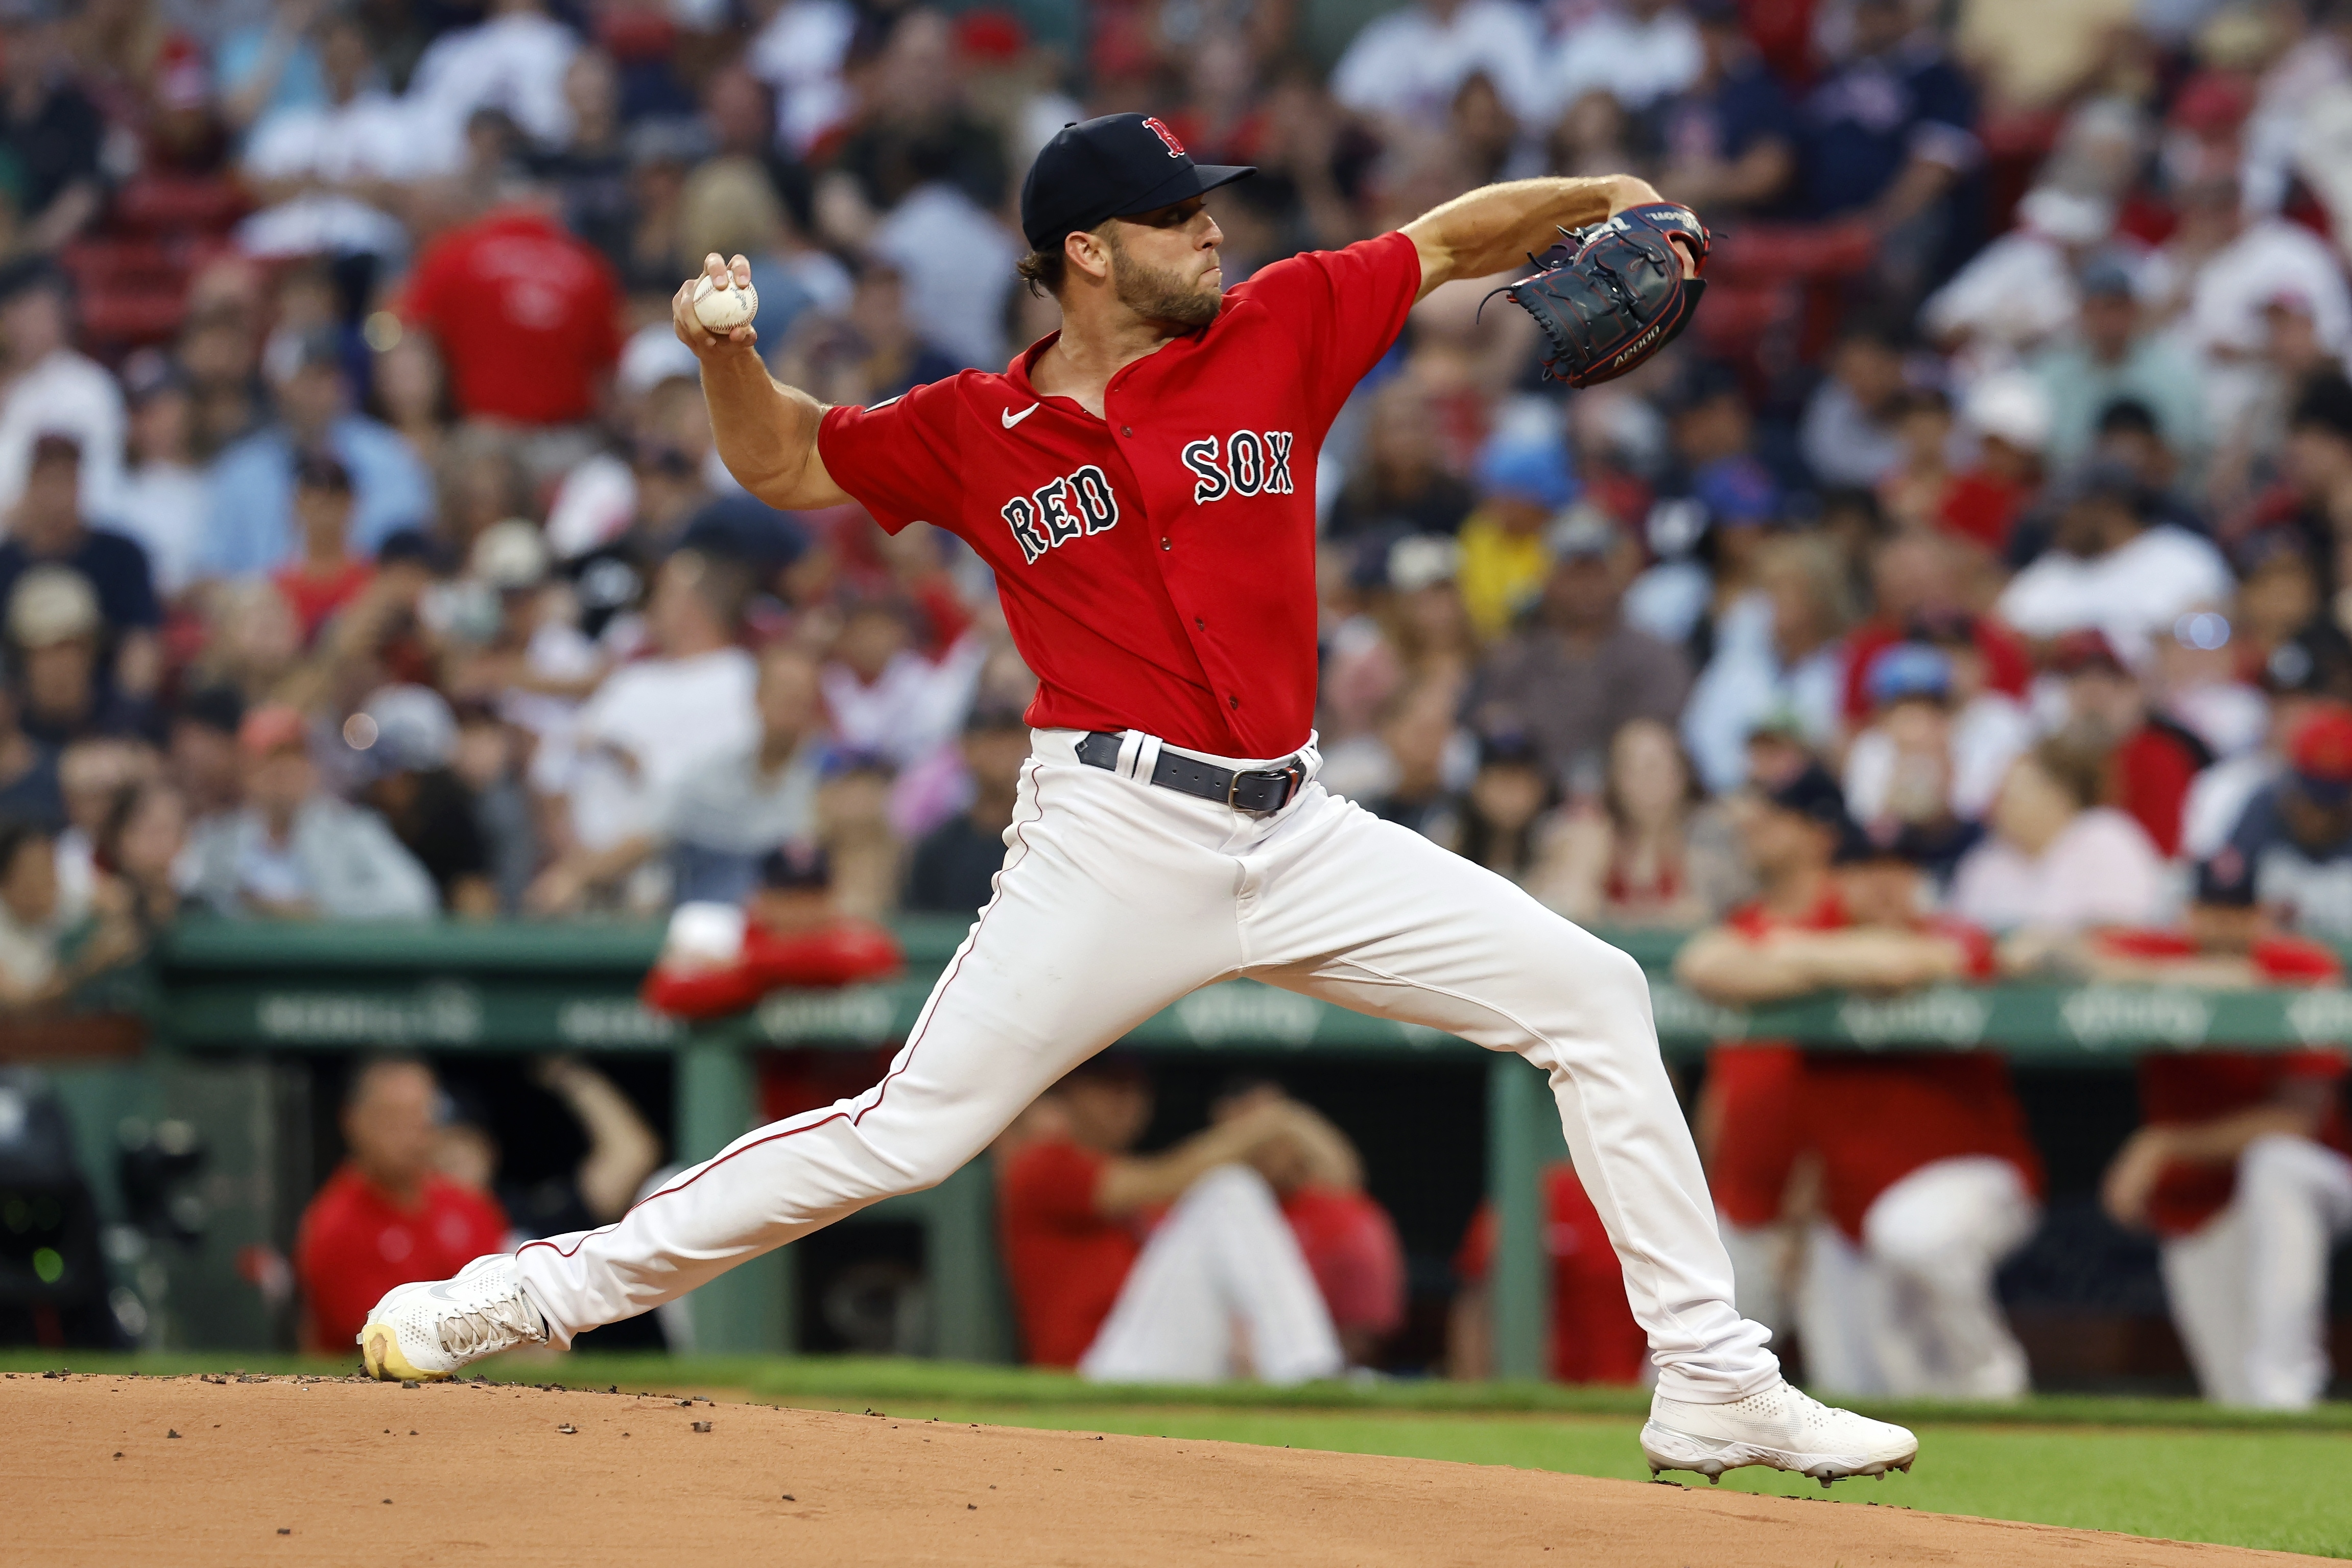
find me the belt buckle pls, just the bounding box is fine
[1224,768,1248,809]
[1229,757,1304,812]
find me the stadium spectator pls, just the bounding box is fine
[183,704,439,918]
[905,705,1030,916]
[1796,0,1979,251]
[996,1056,1344,1383]
[1654,0,1799,217]
[641,841,901,1020]
[350,684,496,916]
[1466,514,1690,788]
[294,1057,508,1353]
[238,10,436,263]
[1950,737,2171,933]
[1682,536,1852,794]
[0,434,161,702]
[1547,0,1701,120]
[108,353,209,601]
[1801,316,1915,490]
[1454,435,1577,641]
[0,12,104,252]
[2049,629,2213,858]
[0,818,138,1011]
[1329,0,1547,135]
[271,450,375,645]
[406,0,579,159]
[2196,703,2352,940]
[1547,715,1748,926]
[1995,466,2232,664]
[202,327,433,579]
[2031,255,2206,476]
[0,263,124,518]
[1323,379,1474,545]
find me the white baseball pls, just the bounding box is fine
[692,274,759,332]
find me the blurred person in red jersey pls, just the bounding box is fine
[2065,919,2352,1407]
[397,175,624,432]
[2047,628,2212,858]
[1450,1158,1649,1385]
[1210,1078,1405,1368]
[996,1056,1344,1383]
[294,1057,509,1353]
[270,450,375,645]
[1680,770,2044,1399]
[640,841,901,1021]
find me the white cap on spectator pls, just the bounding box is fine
[1964,371,2054,453]
[471,517,551,589]
[617,326,700,398]
[2017,186,2114,247]
[8,565,100,648]
[1387,534,1460,593]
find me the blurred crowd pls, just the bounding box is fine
[0,0,2349,1402]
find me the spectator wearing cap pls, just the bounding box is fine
[1949,735,2171,934]
[202,325,434,581]
[1654,0,1799,218]
[2182,611,2352,861]
[104,353,209,601]
[1844,639,2029,846]
[0,262,124,519]
[1683,536,1854,795]
[0,437,161,724]
[1455,434,1578,640]
[1995,462,2231,665]
[270,451,377,646]
[1330,0,1547,135]
[905,704,1030,915]
[2243,377,2352,611]
[527,551,759,913]
[2031,254,2206,476]
[183,705,438,919]
[1919,187,2113,361]
[2196,702,2352,940]
[2050,627,2213,858]
[350,685,497,917]
[396,175,624,431]
[0,9,103,252]
[1466,511,1691,792]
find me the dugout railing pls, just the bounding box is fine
[26,916,2349,1376]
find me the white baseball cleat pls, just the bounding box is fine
[358,1253,550,1381]
[1641,1380,1918,1489]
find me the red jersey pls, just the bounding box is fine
[2109,720,2210,859]
[640,918,904,1020]
[1455,1163,1648,1384]
[1704,887,1849,1226]
[293,1164,508,1352]
[2138,1052,2350,1236]
[271,560,372,645]
[997,1137,1140,1367]
[1281,1184,1406,1337]
[400,207,624,424]
[818,232,1423,758]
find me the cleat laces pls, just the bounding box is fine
[438,1292,545,1358]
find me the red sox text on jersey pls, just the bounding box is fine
[818,230,1421,758]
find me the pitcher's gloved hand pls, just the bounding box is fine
[1501,202,1710,389]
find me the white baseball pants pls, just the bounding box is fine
[1796,1155,2037,1399]
[515,727,1778,1400]
[2161,1133,2352,1408]
[1078,1164,1343,1385]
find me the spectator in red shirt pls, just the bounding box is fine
[293,1057,509,1353]
[1679,770,2042,1399]
[398,183,624,430]
[1450,1161,1649,1385]
[2049,628,2212,858]
[995,1057,1343,1383]
[269,450,374,646]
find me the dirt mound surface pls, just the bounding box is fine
[0,1372,2325,1566]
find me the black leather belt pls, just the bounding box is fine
[1076,731,1308,813]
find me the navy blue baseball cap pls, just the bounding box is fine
[1019,113,1254,253]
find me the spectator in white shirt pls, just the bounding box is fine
[1949,737,2173,933]
[527,549,758,913]
[103,353,209,602]
[1995,463,2233,666]
[406,0,579,160]
[0,262,125,521]
[239,12,443,260]
[1331,0,1549,133]
[1547,0,1703,118]
[746,0,858,157]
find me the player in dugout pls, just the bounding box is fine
[1677,766,2042,1399]
[359,112,1916,1487]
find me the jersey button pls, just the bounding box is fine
[1160,538,1171,551]
[1121,426,1133,437]
[1228,695,1240,709]
[1194,617,1204,629]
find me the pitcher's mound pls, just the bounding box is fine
[0,1373,2322,1566]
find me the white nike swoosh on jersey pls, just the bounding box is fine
[1001,404,1039,429]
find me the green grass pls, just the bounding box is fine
[8,1352,2350,1557]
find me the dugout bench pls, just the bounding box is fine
[46,916,2352,1375]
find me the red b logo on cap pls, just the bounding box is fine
[1143,116,1186,157]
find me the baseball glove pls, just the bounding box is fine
[1500,202,1711,389]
